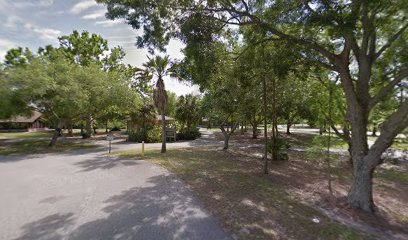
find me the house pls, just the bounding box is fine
[0,111,47,132]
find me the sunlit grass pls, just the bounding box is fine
[0,131,53,139]
[109,149,160,158]
[0,140,96,155]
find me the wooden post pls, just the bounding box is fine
[142,141,145,157]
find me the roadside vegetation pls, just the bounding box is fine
[0,139,95,155]
[112,144,407,239]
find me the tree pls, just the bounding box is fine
[98,0,408,212]
[58,30,108,66]
[4,47,34,67]
[200,50,241,150]
[143,55,173,153]
[58,30,129,138]
[175,94,201,132]
[5,50,84,147]
[165,91,178,118]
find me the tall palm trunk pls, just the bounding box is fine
[161,114,166,153]
[154,77,168,154]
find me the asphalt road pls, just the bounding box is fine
[0,136,231,240]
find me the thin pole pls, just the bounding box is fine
[327,82,333,195]
[263,77,268,174]
[142,141,145,157]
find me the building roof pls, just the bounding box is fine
[0,111,42,123]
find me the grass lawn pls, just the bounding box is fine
[111,147,408,239]
[0,139,96,155]
[0,131,53,139]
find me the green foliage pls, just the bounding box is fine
[1,31,141,145]
[147,126,162,143]
[177,128,201,140]
[267,138,290,161]
[165,91,177,117]
[58,30,109,66]
[127,126,162,143]
[175,94,201,131]
[129,102,157,130]
[4,47,34,67]
[306,135,338,165]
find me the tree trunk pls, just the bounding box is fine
[220,124,238,150]
[372,126,377,136]
[105,120,108,133]
[84,115,93,139]
[347,159,375,212]
[49,126,62,148]
[286,122,291,135]
[161,114,166,153]
[252,124,258,139]
[347,145,353,167]
[67,123,73,137]
[223,134,230,150]
[263,77,268,174]
[187,122,191,132]
[271,76,278,161]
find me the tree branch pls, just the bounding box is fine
[375,23,408,59]
[366,100,408,166]
[369,67,408,110]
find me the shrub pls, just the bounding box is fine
[177,128,201,140]
[267,137,290,161]
[127,129,147,142]
[127,126,162,143]
[146,126,162,143]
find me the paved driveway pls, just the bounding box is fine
[0,136,230,240]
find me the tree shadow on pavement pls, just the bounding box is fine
[73,154,140,172]
[69,174,230,240]
[14,213,75,240]
[12,175,230,240]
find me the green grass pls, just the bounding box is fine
[109,149,160,158]
[322,223,369,240]
[284,133,349,150]
[0,131,53,139]
[112,148,370,239]
[375,169,408,183]
[391,138,408,151]
[0,139,96,155]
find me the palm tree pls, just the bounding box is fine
[143,55,172,153]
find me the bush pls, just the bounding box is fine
[267,137,290,161]
[177,128,202,140]
[127,129,147,142]
[146,126,162,143]
[127,126,162,143]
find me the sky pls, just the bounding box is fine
[0,0,200,96]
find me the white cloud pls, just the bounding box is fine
[13,0,54,8]
[70,0,98,14]
[95,19,124,27]
[3,16,22,30]
[24,23,61,41]
[82,9,106,20]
